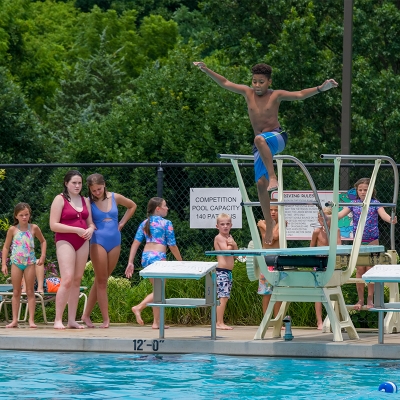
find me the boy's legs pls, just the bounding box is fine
[254,131,285,244]
[216,297,232,330]
[262,295,282,316]
[315,302,323,330]
[254,134,278,191]
[354,266,367,310]
[257,177,276,244]
[365,266,375,308]
[216,270,233,330]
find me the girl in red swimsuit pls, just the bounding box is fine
[50,170,95,329]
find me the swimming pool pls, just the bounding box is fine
[0,351,398,399]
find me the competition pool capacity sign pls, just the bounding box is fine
[190,188,242,229]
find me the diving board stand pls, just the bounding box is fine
[363,265,400,344]
[140,261,218,339]
[212,153,398,342]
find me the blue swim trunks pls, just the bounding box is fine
[252,127,287,182]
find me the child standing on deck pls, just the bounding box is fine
[310,207,341,329]
[1,203,47,328]
[214,213,238,330]
[338,178,397,310]
[82,173,137,329]
[125,197,182,329]
[193,61,338,246]
[257,199,282,316]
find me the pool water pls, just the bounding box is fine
[0,351,399,399]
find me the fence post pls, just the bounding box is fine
[157,162,164,197]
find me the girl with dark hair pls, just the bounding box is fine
[82,173,137,328]
[49,170,95,329]
[125,197,182,329]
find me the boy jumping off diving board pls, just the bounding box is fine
[193,61,338,244]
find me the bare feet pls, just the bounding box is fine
[267,177,278,192]
[132,306,144,325]
[216,323,233,330]
[152,324,169,329]
[81,315,95,328]
[54,321,66,330]
[264,219,276,245]
[366,297,374,309]
[354,300,364,311]
[29,322,38,329]
[317,323,323,330]
[99,321,110,329]
[67,321,85,329]
[6,321,18,328]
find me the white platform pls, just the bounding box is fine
[140,261,218,279]
[362,264,400,282]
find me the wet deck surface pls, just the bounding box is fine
[1,322,400,359]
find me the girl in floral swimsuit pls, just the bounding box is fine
[125,197,182,329]
[1,202,46,328]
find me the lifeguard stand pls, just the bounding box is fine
[206,154,398,342]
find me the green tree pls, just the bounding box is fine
[0,67,48,163]
[58,43,252,164]
[0,0,79,115]
[46,29,128,145]
[72,7,178,77]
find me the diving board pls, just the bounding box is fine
[206,245,384,257]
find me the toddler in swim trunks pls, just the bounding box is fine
[214,213,238,330]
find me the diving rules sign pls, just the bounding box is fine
[190,188,242,229]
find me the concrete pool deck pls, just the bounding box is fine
[1,323,400,359]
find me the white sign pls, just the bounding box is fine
[271,191,347,240]
[190,188,242,229]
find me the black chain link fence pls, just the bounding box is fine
[0,161,398,281]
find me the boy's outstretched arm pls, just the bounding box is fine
[277,79,339,101]
[193,62,249,95]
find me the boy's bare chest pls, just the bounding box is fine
[247,93,278,115]
[318,230,329,246]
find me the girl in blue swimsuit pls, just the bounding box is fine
[1,203,47,328]
[82,173,137,328]
[125,197,182,329]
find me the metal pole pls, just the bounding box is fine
[341,0,353,190]
[157,162,164,198]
